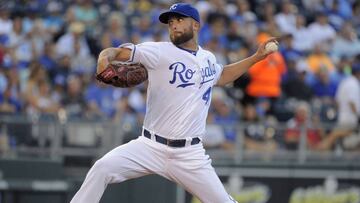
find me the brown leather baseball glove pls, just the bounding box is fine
[96,63,148,88]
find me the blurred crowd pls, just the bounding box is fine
[0,0,359,152]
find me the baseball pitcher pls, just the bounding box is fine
[71,3,277,203]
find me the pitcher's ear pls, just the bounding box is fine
[193,21,200,31]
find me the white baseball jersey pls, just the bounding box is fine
[120,42,224,139]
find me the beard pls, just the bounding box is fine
[170,27,194,45]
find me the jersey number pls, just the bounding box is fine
[202,87,212,105]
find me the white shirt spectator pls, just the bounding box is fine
[56,22,91,59]
[8,31,33,62]
[275,2,297,34]
[291,14,314,51]
[308,21,336,44]
[332,36,360,58]
[292,26,314,51]
[56,33,90,58]
[0,17,12,35]
[275,12,296,34]
[335,75,360,128]
[331,23,360,58]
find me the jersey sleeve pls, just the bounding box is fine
[210,53,224,84]
[213,63,224,84]
[118,42,160,70]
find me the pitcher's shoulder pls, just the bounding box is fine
[198,47,216,59]
[137,41,161,47]
[157,41,177,48]
[139,41,176,49]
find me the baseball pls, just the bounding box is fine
[265,41,278,53]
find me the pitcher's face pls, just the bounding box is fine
[168,15,197,45]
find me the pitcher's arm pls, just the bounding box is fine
[97,48,132,74]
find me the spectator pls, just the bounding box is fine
[203,116,227,149]
[275,0,297,34]
[27,19,50,58]
[38,41,58,72]
[225,20,245,52]
[282,58,313,101]
[0,85,21,113]
[211,88,239,143]
[127,87,146,116]
[101,12,126,48]
[256,1,276,23]
[204,37,227,65]
[311,67,338,99]
[327,64,360,141]
[132,15,155,43]
[120,99,142,140]
[55,21,91,60]
[331,22,360,59]
[332,56,352,84]
[291,14,314,52]
[279,33,303,63]
[8,17,34,68]
[62,75,87,119]
[43,1,65,35]
[237,13,258,45]
[0,7,12,38]
[23,61,49,110]
[284,102,342,151]
[199,14,229,48]
[71,0,99,35]
[225,21,250,68]
[51,55,71,87]
[232,0,256,28]
[114,90,146,142]
[0,69,22,113]
[64,4,77,26]
[325,0,352,27]
[260,17,282,40]
[307,12,336,48]
[245,34,287,108]
[204,88,239,151]
[242,104,278,152]
[306,43,335,74]
[22,8,41,35]
[85,80,122,119]
[27,80,60,115]
[70,38,95,74]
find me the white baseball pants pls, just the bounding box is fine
[70,136,237,203]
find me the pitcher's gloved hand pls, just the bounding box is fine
[96,63,148,88]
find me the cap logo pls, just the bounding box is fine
[170,4,178,10]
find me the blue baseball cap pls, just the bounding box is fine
[159,3,200,24]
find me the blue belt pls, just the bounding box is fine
[143,129,201,147]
